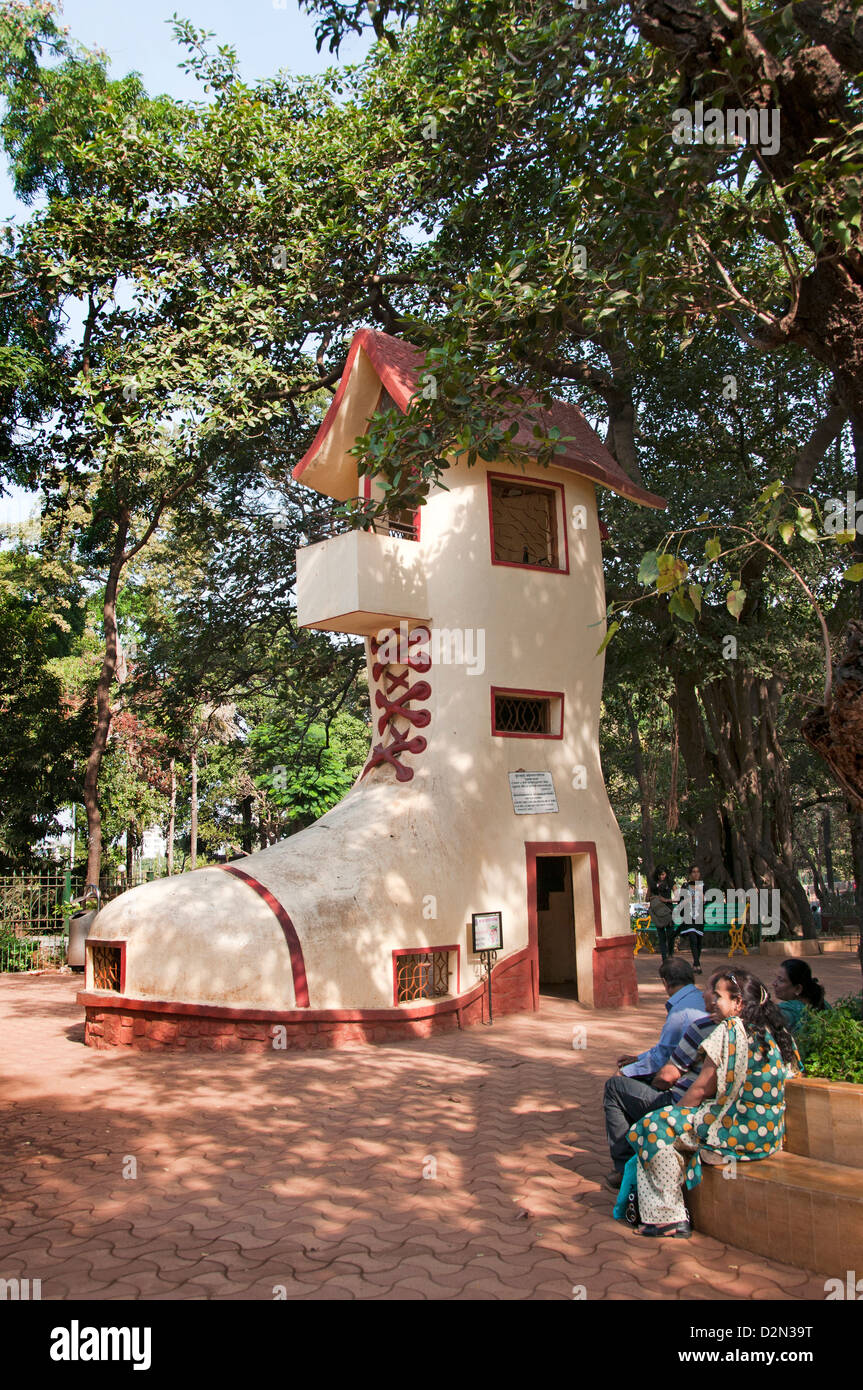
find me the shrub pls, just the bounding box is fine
[0,931,39,972]
[832,992,863,1021]
[798,1001,863,1084]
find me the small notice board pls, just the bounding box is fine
[508,770,559,815]
[471,911,503,953]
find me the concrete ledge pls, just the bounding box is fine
[785,1076,863,1169]
[759,939,857,956]
[688,1151,863,1276]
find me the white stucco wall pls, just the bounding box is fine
[88,453,632,1011]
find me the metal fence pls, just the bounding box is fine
[0,866,168,973]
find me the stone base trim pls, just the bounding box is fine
[78,948,536,1052]
[592,935,638,1008]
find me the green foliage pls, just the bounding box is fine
[0,928,38,971]
[0,551,91,862]
[798,1002,863,1085]
[1,0,860,889]
[832,993,863,1022]
[250,712,369,828]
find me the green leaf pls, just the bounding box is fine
[669,590,696,623]
[688,582,702,615]
[778,522,794,544]
[705,536,721,562]
[842,564,863,583]
[637,550,659,586]
[596,619,620,655]
[757,480,783,505]
[726,588,746,620]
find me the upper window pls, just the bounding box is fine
[487,474,568,572]
[492,688,564,739]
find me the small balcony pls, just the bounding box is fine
[296,527,429,638]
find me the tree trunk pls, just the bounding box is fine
[190,751,198,871]
[846,801,863,988]
[125,822,135,882]
[241,795,253,855]
[621,690,654,879]
[821,808,835,895]
[167,759,176,876]
[677,663,816,934]
[674,672,727,883]
[83,516,129,888]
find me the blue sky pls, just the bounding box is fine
[1,1,372,523]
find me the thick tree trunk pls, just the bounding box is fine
[622,689,654,879]
[83,517,129,888]
[190,751,198,871]
[674,672,727,883]
[125,822,135,883]
[167,759,176,876]
[631,2,863,420]
[846,801,863,988]
[677,663,816,934]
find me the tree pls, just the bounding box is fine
[0,548,90,863]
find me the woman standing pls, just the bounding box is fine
[648,866,676,962]
[675,864,706,974]
[626,967,799,1238]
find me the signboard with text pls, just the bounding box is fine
[508,770,559,815]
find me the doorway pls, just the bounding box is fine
[535,855,578,999]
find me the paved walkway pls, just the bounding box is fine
[0,951,858,1300]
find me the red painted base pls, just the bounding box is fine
[79,949,537,1052]
[592,937,638,1007]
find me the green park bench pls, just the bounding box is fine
[631,903,757,957]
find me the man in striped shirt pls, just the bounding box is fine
[603,987,719,1190]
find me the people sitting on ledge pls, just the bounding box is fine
[626,967,800,1239]
[603,957,706,1190]
[771,958,829,1034]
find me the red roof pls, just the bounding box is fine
[293,329,666,510]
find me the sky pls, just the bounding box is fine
[0,0,373,524]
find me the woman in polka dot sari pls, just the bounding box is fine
[627,967,800,1238]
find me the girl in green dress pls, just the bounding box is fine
[627,967,799,1238]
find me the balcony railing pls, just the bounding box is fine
[303,498,418,545]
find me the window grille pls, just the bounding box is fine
[396,950,450,1002]
[91,944,122,992]
[494,694,550,735]
[490,479,559,567]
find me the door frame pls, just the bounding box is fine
[524,841,603,1008]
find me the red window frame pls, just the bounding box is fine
[486,472,570,574]
[490,686,565,740]
[87,938,127,994]
[391,945,460,1005]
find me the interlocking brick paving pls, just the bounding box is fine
[0,950,858,1300]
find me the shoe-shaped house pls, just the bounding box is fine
[79,329,665,1050]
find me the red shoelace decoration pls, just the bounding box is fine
[362,627,431,782]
